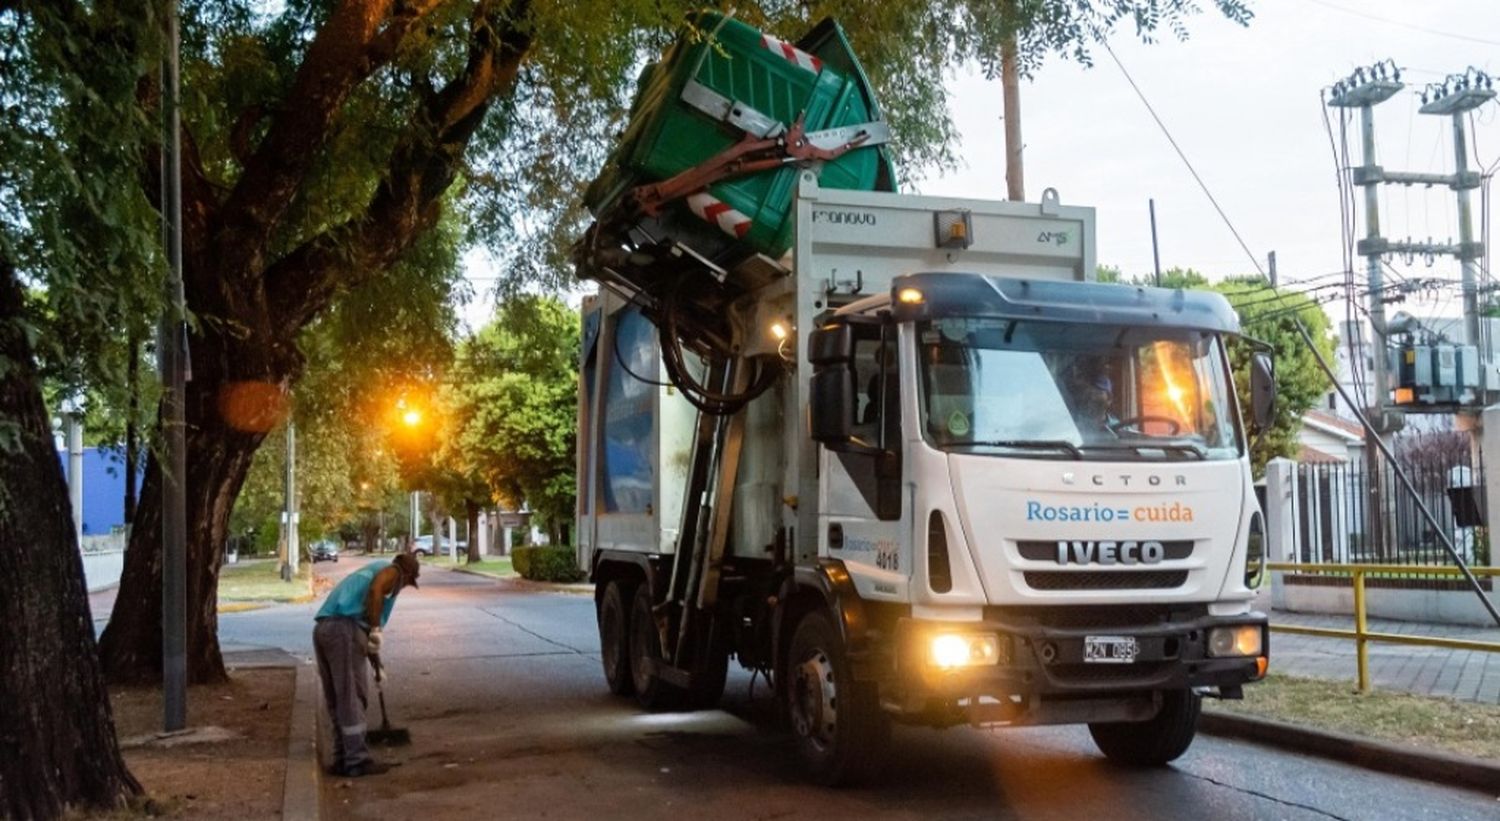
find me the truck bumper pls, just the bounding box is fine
[884,610,1268,727]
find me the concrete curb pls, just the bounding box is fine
[446,565,594,594]
[447,565,516,582]
[280,663,321,820]
[1199,709,1500,795]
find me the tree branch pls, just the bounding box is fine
[263,0,533,327]
[366,0,448,65]
[212,0,401,283]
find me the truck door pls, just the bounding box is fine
[820,320,909,601]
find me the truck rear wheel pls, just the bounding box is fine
[1088,688,1201,766]
[598,580,634,696]
[629,585,684,711]
[786,610,889,786]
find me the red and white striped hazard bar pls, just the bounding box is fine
[687,191,752,240]
[759,33,822,75]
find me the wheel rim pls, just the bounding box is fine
[791,649,838,753]
[600,596,622,677]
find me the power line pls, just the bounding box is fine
[1302,0,1500,48]
[1099,40,1266,279]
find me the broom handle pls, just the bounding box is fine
[370,653,392,729]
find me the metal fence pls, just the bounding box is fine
[1291,452,1488,571]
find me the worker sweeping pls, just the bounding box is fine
[313,552,420,777]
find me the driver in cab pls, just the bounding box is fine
[1075,370,1120,437]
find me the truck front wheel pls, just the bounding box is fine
[598,580,634,696]
[786,610,889,785]
[1088,688,1201,766]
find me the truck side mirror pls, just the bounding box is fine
[808,323,869,452]
[808,323,853,365]
[1250,351,1276,429]
[810,366,856,444]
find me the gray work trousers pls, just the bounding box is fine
[314,616,371,769]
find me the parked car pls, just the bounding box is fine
[310,539,340,563]
[411,535,467,558]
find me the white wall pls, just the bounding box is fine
[79,532,127,592]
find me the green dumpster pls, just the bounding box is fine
[584,12,896,261]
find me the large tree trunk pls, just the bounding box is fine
[0,261,141,817]
[98,324,285,684]
[465,499,481,564]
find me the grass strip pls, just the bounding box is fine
[1216,673,1500,761]
[218,558,313,603]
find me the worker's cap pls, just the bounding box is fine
[1092,375,1113,393]
[393,553,420,588]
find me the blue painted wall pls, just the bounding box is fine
[56,447,141,535]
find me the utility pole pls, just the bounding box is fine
[124,333,138,527]
[1149,199,1162,287]
[1000,0,1024,202]
[280,421,298,581]
[410,491,420,549]
[1329,66,1404,558]
[1419,75,1496,365]
[1267,251,1278,289]
[60,395,84,545]
[158,0,188,733]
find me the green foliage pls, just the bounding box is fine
[1215,276,1336,473]
[1,3,161,455]
[448,295,579,537]
[512,546,583,583]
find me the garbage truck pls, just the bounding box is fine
[573,11,1274,785]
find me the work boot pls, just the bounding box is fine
[336,760,393,777]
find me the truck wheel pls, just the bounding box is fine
[786,610,889,786]
[1088,688,1201,766]
[686,641,729,710]
[598,581,634,696]
[629,585,684,711]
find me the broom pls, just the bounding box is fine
[366,654,412,746]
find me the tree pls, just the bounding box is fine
[0,2,150,814]
[0,257,143,819]
[449,295,578,544]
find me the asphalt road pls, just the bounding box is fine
[220,556,1500,820]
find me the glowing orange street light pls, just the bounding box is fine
[402,408,422,427]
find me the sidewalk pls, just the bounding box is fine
[1260,589,1500,704]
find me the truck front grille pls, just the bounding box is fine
[1023,570,1188,591]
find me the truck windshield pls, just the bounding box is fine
[916,318,1241,461]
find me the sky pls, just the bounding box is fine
[460,0,1500,331]
[918,0,1500,319]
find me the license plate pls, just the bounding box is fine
[1084,635,1139,664]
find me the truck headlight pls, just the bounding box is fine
[1207,625,1263,658]
[929,633,1004,669]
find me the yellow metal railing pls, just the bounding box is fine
[1267,562,1500,692]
